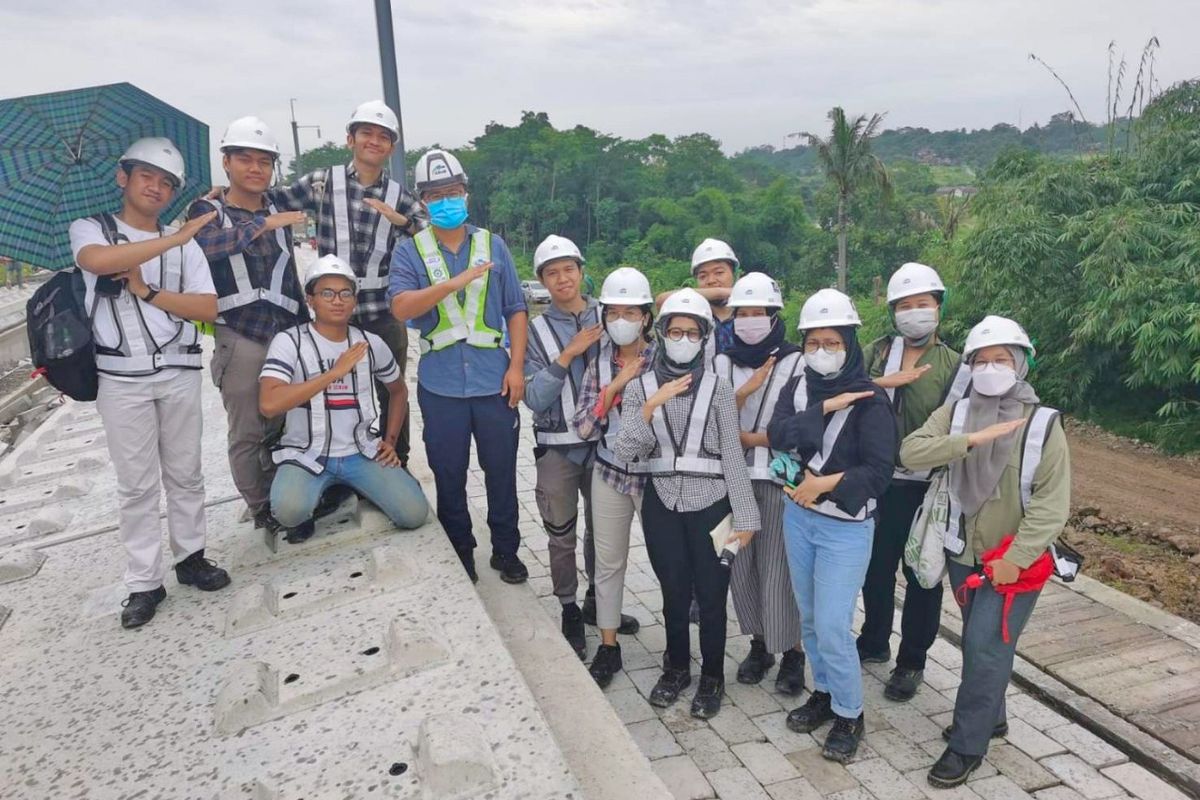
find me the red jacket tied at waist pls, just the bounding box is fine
[955,534,1054,643]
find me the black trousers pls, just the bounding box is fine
[858,480,944,670]
[642,482,731,679]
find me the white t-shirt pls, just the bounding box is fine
[260,327,400,457]
[68,216,216,383]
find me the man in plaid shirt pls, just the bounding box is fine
[270,100,427,467]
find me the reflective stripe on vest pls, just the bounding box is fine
[207,198,300,317]
[412,227,503,353]
[273,324,380,475]
[639,371,722,476]
[714,351,803,481]
[530,308,600,447]
[89,216,202,376]
[943,401,1060,555]
[595,340,647,474]
[790,377,874,522]
[884,336,973,483]
[329,165,401,291]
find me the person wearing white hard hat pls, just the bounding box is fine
[389,148,530,585]
[655,237,740,363]
[614,287,760,720]
[187,117,309,538]
[900,315,1070,788]
[259,254,429,538]
[571,266,657,687]
[765,288,895,763]
[713,272,807,696]
[856,261,974,702]
[69,137,229,630]
[270,100,426,470]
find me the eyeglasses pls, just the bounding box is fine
[423,186,466,202]
[665,328,703,343]
[803,340,844,353]
[317,288,355,301]
[604,308,644,323]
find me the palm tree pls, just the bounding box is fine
[801,108,892,292]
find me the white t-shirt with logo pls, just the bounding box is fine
[260,327,400,457]
[68,216,216,383]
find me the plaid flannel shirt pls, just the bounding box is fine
[271,163,427,323]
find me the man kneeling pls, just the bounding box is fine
[259,254,429,539]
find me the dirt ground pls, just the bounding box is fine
[1062,418,1200,624]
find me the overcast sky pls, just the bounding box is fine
[2,0,1196,180]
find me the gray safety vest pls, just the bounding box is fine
[638,371,722,477]
[529,307,601,447]
[713,351,803,481]
[594,340,647,475]
[328,165,401,291]
[206,197,301,318]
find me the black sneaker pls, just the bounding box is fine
[690,675,724,719]
[648,667,692,708]
[581,593,640,634]
[884,667,923,702]
[253,509,281,533]
[489,553,528,584]
[774,649,806,696]
[174,549,231,592]
[120,586,166,629]
[737,638,776,685]
[589,643,623,689]
[786,690,835,733]
[314,484,354,518]
[942,721,1008,742]
[283,519,315,544]
[456,547,478,583]
[856,640,891,664]
[928,748,983,788]
[822,713,865,763]
[562,603,586,660]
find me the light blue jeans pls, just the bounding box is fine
[271,454,430,531]
[783,502,875,719]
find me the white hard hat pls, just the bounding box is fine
[887,262,947,304]
[414,149,468,193]
[346,100,400,140]
[690,238,739,276]
[599,267,653,305]
[963,315,1035,360]
[219,116,280,156]
[659,288,714,326]
[798,289,862,331]
[728,272,783,309]
[119,137,185,187]
[305,254,357,289]
[533,234,584,276]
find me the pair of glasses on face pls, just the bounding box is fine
[604,309,644,323]
[665,328,703,343]
[317,288,355,301]
[423,187,466,203]
[804,340,844,353]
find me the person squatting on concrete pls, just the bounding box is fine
[69,137,230,630]
[388,149,530,585]
[188,117,308,539]
[522,235,640,660]
[258,255,429,533]
[767,289,896,763]
[900,315,1071,789]
[571,267,656,686]
[615,288,761,720]
[713,272,807,696]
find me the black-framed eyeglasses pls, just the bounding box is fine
[665,328,703,343]
[317,288,355,301]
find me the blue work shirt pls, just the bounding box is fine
[389,224,527,398]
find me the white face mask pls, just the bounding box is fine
[804,348,846,376]
[895,308,939,341]
[663,337,703,365]
[734,316,773,345]
[606,317,642,346]
[971,363,1018,396]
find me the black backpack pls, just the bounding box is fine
[26,213,125,401]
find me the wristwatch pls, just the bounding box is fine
[142,286,160,304]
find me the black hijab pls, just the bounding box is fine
[724,312,801,368]
[803,325,877,404]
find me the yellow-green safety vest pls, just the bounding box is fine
[412,227,503,353]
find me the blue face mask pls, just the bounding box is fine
[427,195,468,229]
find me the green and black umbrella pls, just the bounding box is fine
[0,82,209,270]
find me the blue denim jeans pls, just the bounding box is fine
[783,503,875,719]
[271,454,430,530]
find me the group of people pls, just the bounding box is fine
[69,100,1071,791]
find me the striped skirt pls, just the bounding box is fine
[730,481,803,653]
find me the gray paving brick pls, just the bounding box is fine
[878,704,944,743]
[763,777,823,800]
[1041,754,1126,799]
[628,718,683,760]
[1043,724,1127,769]
[902,768,986,799]
[1032,788,1089,800]
[1006,693,1071,732]
[750,711,819,756]
[731,741,800,785]
[867,728,938,772]
[970,774,1037,799]
[986,744,1060,791]
[785,748,861,796]
[725,680,785,717]
[847,757,926,800]
[653,754,714,800]
[707,704,768,746]
[706,766,772,800]
[1100,762,1189,800]
[677,728,741,771]
[1004,717,1069,760]
[608,686,658,724]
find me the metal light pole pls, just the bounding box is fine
[289,98,321,177]
[373,0,407,183]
